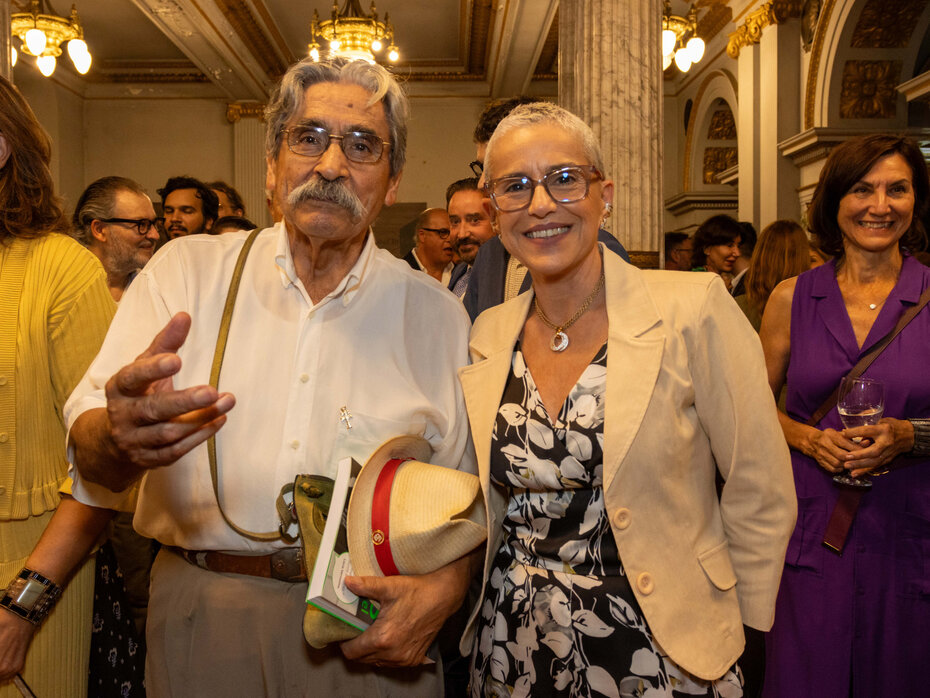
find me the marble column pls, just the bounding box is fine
[1,0,11,81]
[228,103,271,228]
[559,0,664,268]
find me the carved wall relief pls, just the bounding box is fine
[707,107,737,140]
[703,147,738,183]
[839,60,902,118]
[851,0,927,49]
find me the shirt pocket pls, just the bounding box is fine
[331,410,427,466]
[784,495,826,576]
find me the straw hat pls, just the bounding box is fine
[347,435,486,577]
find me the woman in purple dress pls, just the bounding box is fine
[760,135,930,697]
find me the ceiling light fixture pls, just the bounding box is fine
[10,0,92,77]
[308,0,399,65]
[662,0,704,73]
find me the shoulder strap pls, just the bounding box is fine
[206,229,287,541]
[806,284,930,427]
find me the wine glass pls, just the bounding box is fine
[834,376,884,489]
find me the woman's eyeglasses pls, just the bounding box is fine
[485,165,602,212]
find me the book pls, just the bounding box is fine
[305,457,380,631]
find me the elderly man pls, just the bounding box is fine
[403,207,455,285]
[64,57,476,697]
[72,176,161,301]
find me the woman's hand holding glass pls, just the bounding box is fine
[833,377,884,487]
[842,417,916,478]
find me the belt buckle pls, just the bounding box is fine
[269,548,304,582]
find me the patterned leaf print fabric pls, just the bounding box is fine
[469,345,742,698]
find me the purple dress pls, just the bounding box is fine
[763,256,930,697]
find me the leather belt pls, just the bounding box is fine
[168,546,306,583]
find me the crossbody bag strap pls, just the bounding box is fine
[811,284,930,554]
[806,284,930,428]
[206,229,287,542]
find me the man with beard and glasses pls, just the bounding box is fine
[73,176,161,302]
[63,57,477,697]
[157,175,218,238]
[445,177,494,298]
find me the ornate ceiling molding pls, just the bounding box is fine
[727,1,803,59]
[214,0,288,82]
[85,59,209,83]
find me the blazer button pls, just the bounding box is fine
[637,572,655,595]
[612,508,631,530]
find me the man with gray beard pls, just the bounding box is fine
[63,57,477,696]
[72,176,161,301]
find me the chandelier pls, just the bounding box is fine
[662,1,704,72]
[308,1,399,64]
[10,0,91,77]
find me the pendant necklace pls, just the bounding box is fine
[534,271,606,352]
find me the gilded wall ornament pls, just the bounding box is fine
[703,147,738,184]
[839,60,901,119]
[727,1,803,58]
[851,0,925,49]
[707,107,737,140]
[801,0,822,50]
[226,102,266,123]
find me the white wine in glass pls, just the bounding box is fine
[834,377,884,489]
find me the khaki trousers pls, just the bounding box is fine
[146,549,443,698]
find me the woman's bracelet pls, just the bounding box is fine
[0,568,62,625]
[907,418,930,457]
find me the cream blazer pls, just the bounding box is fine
[457,247,797,680]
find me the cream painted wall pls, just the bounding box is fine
[18,76,486,225]
[83,99,233,210]
[15,69,85,212]
[400,96,487,209]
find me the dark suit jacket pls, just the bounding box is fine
[463,229,630,322]
[403,249,469,293]
[731,272,747,298]
[403,249,420,270]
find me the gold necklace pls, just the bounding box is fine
[533,271,605,352]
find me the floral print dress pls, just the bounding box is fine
[470,344,742,698]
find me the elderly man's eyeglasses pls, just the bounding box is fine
[421,227,451,239]
[485,165,603,213]
[468,160,483,178]
[99,217,164,235]
[283,126,390,164]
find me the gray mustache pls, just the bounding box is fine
[287,178,365,220]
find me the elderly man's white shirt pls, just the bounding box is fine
[65,223,474,553]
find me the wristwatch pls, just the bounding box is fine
[0,568,62,625]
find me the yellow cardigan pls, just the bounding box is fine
[458,246,796,680]
[0,234,115,520]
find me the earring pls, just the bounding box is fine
[601,202,612,227]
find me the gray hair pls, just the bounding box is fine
[71,176,148,246]
[264,57,408,177]
[484,102,605,181]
